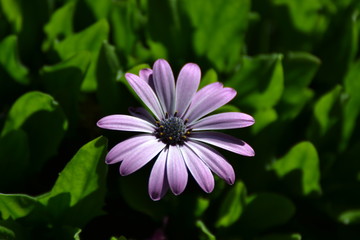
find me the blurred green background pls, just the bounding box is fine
[1,0,360,239]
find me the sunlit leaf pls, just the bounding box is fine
[271,141,321,195]
[1,91,68,172]
[54,19,110,91]
[338,209,360,225]
[39,136,108,227]
[216,181,246,228]
[0,194,39,220]
[196,220,216,240]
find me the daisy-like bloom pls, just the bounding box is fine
[97,59,255,201]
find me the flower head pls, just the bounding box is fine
[97,59,255,200]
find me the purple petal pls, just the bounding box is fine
[106,134,154,164]
[180,145,214,193]
[190,131,255,157]
[97,114,155,133]
[190,112,255,130]
[125,73,164,119]
[128,107,156,124]
[185,86,236,123]
[119,138,165,176]
[175,63,201,116]
[166,145,188,195]
[186,141,235,184]
[139,68,155,91]
[148,149,169,201]
[153,59,176,114]
[139,68,153,81]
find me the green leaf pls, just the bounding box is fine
[96,42,123,115]
[277,52,319,120]
[251,108,278,134]
[194,197,210,217]
[41,51,91,125]
[1,91,68,172]
[83,0,110,19]
[54,19,110,91]
[258,233,302,240]
[0,0,22,32]
[271,141,321,195]
[0,130,29,191]
[39,136,108,227]
[313,85,342,136]
[227,54,284,110]
[338,209,360,225]
[341,60,360,151]
[241,193,296,231]
[216,181,246,228]
[0,35,29,84]
[0,225,15,240]
[199,69,218,89]
[183,0,250,71]
[42,1,75,51]
[196,220,216,240]
[0,194,39,220]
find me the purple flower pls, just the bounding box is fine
[97,59,255,201]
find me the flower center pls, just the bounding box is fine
[155,115,191,145]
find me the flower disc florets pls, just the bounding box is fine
[155,114,190,145]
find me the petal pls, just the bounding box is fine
[175,63,201,116]
[186,141,235,185]
[139,68,155,91]
[153,59,176,114]
[119,138,165,176]
[139,68,153,81]
[166,145,188,195]
[180,145,214,193]
[190,112,255,130]
[148,148,169,201]
[125,73,164,119]
[190,131,255,157]
[185,86,237,123]
[128,107,156,124]
[106,134,154,164]
[97,114,155,133]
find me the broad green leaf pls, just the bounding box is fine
[0,194,39,220]
[338,209,360,225]
[54,19,110,91]
[227,54,284,110]
[194,197,210,217]
[196,220,216,240]
[272,0,328,34]
[271,141,321,195]
[0,0,22,32]
[41,51,91,125]
[251,108,277,134]
[341,60,360,151]
[277,52,319,120]
[0,225,15,240]
[313,85,342,136]
[316,8,358,88]
[258,233,302,240]
[0,130,29,191]
[42,1,75,51]
[110,236,127,240]
[1,91,68,172]
[199,69,218,89]
[110,0,138,56]
[39,136,108,227]
[0,35,29,84]
[84,0,110,19]
[182,0,250,71]
[96,42,123,115]
[241,193,295,231]
[216,181,246,228]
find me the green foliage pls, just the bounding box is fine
[1,0,360,239]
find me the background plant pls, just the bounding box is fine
[0,0,360,239]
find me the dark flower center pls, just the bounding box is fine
[155,115,191,145]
